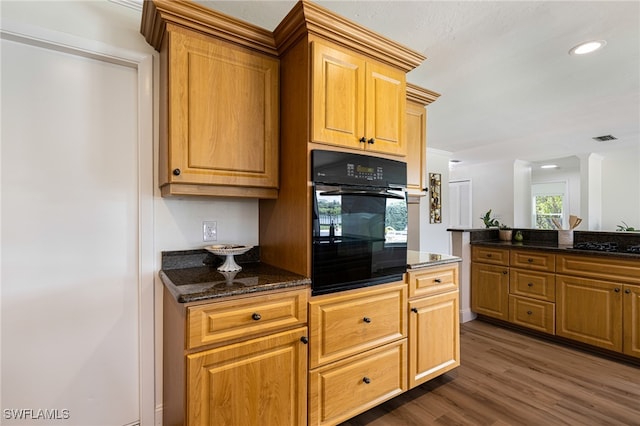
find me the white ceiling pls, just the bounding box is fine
[195,1,640,167]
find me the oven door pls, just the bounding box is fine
[312,184,408,295]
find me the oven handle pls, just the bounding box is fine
[319,188,406,200]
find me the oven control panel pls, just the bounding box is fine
[312,149,406,187]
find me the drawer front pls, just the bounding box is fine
[471,246,509,266]
[308,282,406,368]
[407,263,458,298]
[510,250,555,272]
[187,288,308,349]
[308,339,407,426]
[557,254,640,284]
[508,295,555,334]
[510,269,556,302]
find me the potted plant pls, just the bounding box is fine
[616,221,637,231]
[480,209,500,228]
[498,224,512,241]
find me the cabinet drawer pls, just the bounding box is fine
[471,246,509,266]
[557,254,640,284]
[510,269,556,302]
[308,282,406,368]
[187,288,308,349]
[407,263,458,298]
[509,295,555,334]
[308,339,407,426]
[510,250,555,272]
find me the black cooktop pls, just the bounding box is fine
[573,241,640,253]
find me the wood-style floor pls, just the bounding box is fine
[340,320,640,426]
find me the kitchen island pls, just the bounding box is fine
[459,228,640,365]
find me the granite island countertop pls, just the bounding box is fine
[471,240,640,260]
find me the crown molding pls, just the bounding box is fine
[274,0,426,72]
[140,0,277,56]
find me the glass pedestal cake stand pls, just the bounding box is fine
[205,244,252,271]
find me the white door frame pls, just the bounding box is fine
[0,21,156,425]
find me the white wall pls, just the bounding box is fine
[421,148,452,253]
[601,148,640,230]
[450,159,515,228]
[1,1,261,424]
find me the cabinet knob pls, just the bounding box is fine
[362,377,371,384]
[527,283,534,287]
[625,289,631,294]
[363,317,372,323]
[527,310,533,315]
[411,307,418,313]
[486,254,492,258]
[434,278,442,283]
[367,138,375,144]
[527,258,534,263]
[300,336,309,344]
[172,168,181,176]
[614,288,621,293]
[251,313,262,321]
[359,137,367,144]
[502,270,508,275]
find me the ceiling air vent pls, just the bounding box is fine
[592,134,617,142]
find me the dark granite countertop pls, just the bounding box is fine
[407,250,461,269]
[472,240,640,260]
[160,248,310,303]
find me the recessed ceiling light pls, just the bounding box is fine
[541,164,558,169]
[569,40,606,55]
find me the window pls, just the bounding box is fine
[532,182,567,229]
[534,194,564,229]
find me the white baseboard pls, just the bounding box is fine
[155,404,163,426]
[460,309,477,323]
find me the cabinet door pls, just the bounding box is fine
[623,285,640,358]
[556,275,622,352]
[471,263,509,320]
[364,61,406,156]
[166,28,279,190]
[409,291,460,388]
[187,327,308,426]
[311,41,365,150]
[405,99,426,193]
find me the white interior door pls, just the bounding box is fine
[1,37,140,425]
[449,179,472,228]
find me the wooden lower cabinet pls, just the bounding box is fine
[187,327,308,426]
[163,287,309,426]
[471,262,509,320]
[307,281,407,425]
[308,339,407,426]
[623,285,640,358]
[408,290,460,387]
[556,275,623,352]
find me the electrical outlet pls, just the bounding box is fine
[203,221,217,242]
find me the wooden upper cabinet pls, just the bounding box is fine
[161,27,279,198]
[405,84,440,195]
[141,1,280,198]
[311,40,406,156]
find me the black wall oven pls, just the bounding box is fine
[311,150,408,295]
